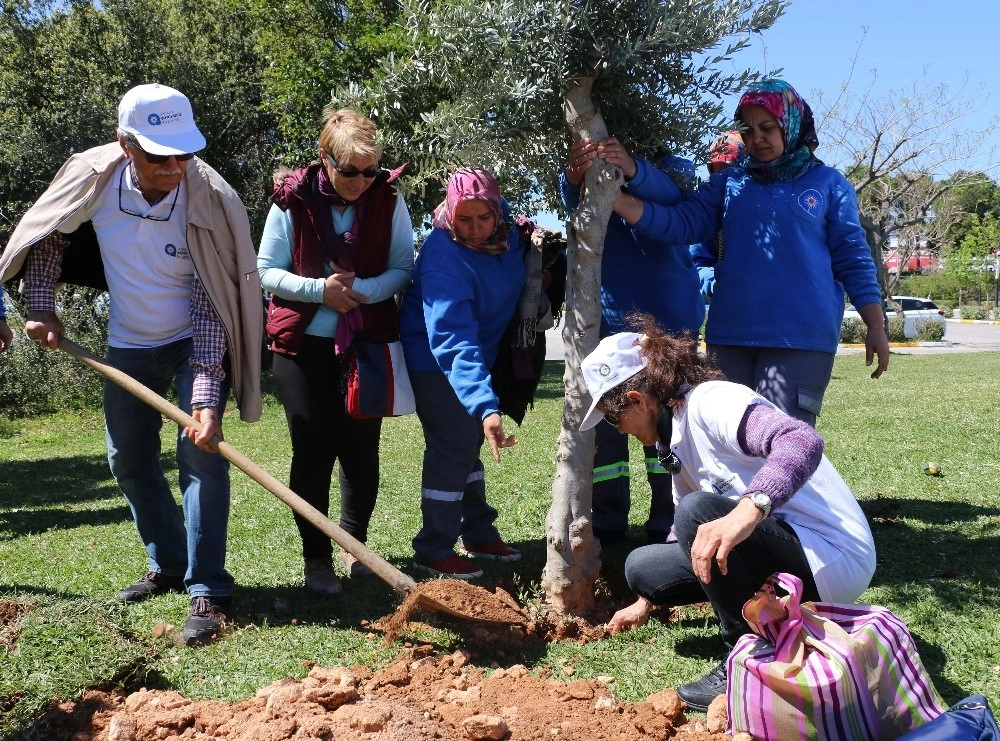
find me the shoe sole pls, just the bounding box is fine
[183,626,221,646]
[305,581,344,596]
[412,561,483,580]
[458,548,521,562]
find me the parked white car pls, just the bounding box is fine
[843,296,948,339]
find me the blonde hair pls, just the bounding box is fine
[318,108,381,164]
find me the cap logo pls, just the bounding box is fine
[599,364,611,377]
[147,113,162,126]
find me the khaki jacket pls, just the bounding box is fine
[0,143,262,422]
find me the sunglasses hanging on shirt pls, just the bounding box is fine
[118,166,179,221]
[655,404,682,475]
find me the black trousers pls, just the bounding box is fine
[624,490,820,647]
[271,335,382,560]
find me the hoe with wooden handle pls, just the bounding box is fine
[58,336,516,624]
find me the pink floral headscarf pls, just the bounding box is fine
[432,167,509,254]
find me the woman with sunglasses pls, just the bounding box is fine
[397,167,526,579]
[581,313,875,711]
[258,108,414,596]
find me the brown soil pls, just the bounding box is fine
[15,586,748,740]
[37,649,747,741]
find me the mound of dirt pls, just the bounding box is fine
[37,647,745,740]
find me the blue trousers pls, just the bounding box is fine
[623,490,819,647]
[409,370,502,563]
[707,345,834,427]
[592,417,673,537]
[104,338,233,598]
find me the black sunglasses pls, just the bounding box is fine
[601,405,625,430]
[325,153,380,179]
[128,140,195,164]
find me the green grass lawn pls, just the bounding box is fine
[2,352,1000,736]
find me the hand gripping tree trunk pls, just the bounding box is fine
[542,76,623,616]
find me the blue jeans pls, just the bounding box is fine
[104,338,233,598]
[623,490,819,647]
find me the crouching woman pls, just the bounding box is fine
[580,313,875,711]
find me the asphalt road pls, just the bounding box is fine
[543,319,1000,361]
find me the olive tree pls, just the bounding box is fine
[335,0,784,614]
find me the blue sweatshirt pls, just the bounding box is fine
[561,158,705,337]
[634,165,881,353]
[399,222,525,421]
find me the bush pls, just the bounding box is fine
[897,273,963,305]
[887,315,907,342]
[960,304,991,320]
[840,318,866,344]
[913,318,946,342]
[0,286,108,419]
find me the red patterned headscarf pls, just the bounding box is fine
[737,79,821,183]
[432,167,509,254]
[709,130,746,168]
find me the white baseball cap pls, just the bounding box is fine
[579,332,648,431]
[117,83,206,156]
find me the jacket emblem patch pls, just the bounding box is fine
[798,188,824,217]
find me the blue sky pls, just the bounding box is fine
[534,0,998,230]
[726,0,998,132]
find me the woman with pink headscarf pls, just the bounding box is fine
[398,167,525,579]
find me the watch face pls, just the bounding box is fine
[751,493,771,513]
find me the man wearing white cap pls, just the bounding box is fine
[0,83,263,646]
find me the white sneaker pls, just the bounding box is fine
[304,558,344,596]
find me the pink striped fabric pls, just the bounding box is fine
[728,572,947,740]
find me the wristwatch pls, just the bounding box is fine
[744,491,773,518]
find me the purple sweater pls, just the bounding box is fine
[737,403,824,510]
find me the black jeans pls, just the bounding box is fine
[271,335,382,560]
[623,490,820,647]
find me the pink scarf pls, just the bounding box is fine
[432,168,509,254]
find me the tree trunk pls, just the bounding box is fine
[541,76,623,616]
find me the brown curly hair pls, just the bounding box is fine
[599,313,724,420]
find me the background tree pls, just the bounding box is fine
[335,0,785,614]
[0,0,274,415]
[813,68,999,295]
[252,0,408,167]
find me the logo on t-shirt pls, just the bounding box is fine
[710,474,737,497]
[798,189,824,218]
[164,243,189,259]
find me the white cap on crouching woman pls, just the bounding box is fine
[117,83,207,156]
[579,332,648,431]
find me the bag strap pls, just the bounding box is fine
[769,573,805,662]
